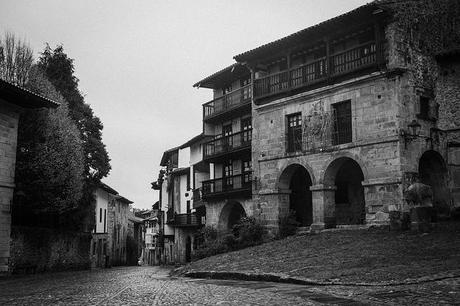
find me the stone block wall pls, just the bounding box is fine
[10,226,91,273]
[0,102,20,274]
[252,73,408,232]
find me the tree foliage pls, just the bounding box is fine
[15,66,85,214]
[38,45,111,183]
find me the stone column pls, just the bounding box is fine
[310,184,336,231]
[258,189,291,236]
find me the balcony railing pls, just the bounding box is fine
[204,129,252,159]
[167,211,204,227]
[254,40,381,99]
[203,85,252,119]
[202,171,252,198]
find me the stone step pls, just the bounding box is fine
[296,227,311,235]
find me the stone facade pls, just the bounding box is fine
[241,8,460,234]
[0,101,20,274]
[108,196,132,266]
[252,72,406,232]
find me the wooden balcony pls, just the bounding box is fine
[203,129,252,161]
[203,85,252,122]
[202,171,252,199]
[167,211,204,228]
[254,40,382,100]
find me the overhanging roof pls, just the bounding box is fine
[117,195,134,204]
[160,146,179,166]
[0,79,60,109]
[193,63,250,89]
[99,182,119,195]
[179,133,213,149]
[234,3,383,63]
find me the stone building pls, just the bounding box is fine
[109,195,133,265]
[90,183,133,268]
[194,64,253,232]
[0,79,58,274]
[229,2,460,233]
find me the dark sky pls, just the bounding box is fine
[0,0,370,209]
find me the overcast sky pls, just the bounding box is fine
[0,0,370,209]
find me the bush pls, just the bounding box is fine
[192,218,266,260]
[233,217,265,247]
[278,210,300,238]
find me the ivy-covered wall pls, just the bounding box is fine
[9,226,91,274]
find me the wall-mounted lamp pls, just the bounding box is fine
[401,119,421,148]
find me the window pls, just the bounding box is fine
[287,113,302,152]
[241,76,251,100]
[241,117,252,144]
[222,123,233,150]
[243,160,252,185]
[99,208,102,223]
[332,101,352,145]
[418,96,430,120]
[223,160,233,189]
[103,209,107,232]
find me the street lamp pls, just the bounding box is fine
[401,119,421,148]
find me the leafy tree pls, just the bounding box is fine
[38,45,111,182]
[15,66,85,216]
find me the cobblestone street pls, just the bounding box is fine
[1,266,459,305]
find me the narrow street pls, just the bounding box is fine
[1,266,458,305]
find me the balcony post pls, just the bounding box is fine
[374,21,383,67]
[325,37,331,79]
[286,53,291,91]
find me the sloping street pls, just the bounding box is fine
[1,266,459,305]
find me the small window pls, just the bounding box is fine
[287,113,302,152]
[332,101,352,145]
[418,96,430,120]
[241,117,252,144]
[99,208,102,223]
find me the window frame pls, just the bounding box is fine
[286,113,303,152]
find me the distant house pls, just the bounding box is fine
[127,213,144,265]
[157,134,210,264]
[0,79,59,275]
[90,183,118,268]
[90,183,133,268]
[108,195,133,265]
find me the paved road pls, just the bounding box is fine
[0,266,458,305]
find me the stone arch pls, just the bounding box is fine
[323,157,366,225]
[278,163,314,227]
[321,152,368,185]
[218,200,246,231]
[418,150,450,213]
[278,162,316,190]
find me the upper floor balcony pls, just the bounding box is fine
[203,129,252,162]
[203,85,252,122]
[166,210,204,228]
[202,171,252,200]
[254,40,383,101]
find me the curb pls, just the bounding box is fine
[182,270,460,287]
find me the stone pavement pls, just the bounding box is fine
[1,266,458,305]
